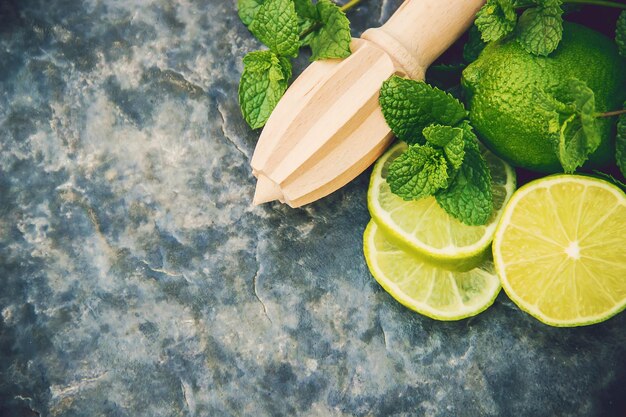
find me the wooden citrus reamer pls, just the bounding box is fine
[251,0,485,207]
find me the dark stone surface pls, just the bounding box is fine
[0,1,625,416]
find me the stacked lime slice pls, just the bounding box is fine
[363,142,516,320]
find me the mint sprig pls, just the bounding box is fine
[237,0,359,129]
[380,76,494,226]
[475,0,564,56]
[474,0,626,57]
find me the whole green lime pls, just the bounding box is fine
[462,22,626,172]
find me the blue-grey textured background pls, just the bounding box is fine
[1,1,625,416]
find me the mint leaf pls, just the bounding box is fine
[536,78,601,173]
[617,102,626,178]
[379,76,467,145]
[475,0,517,42]
[387,145,449,200]
[238,0,265,26]
[457,120,479,150]
[423,124,466,170]
[617,11,626,58]
[248,0,300,57]
[516,4,563,56]
[238,51,292,129]
[444,135,466,171]
[435,145,493,226]
[556,115,593,173]
[423,124,463,147]
[308,0,352,60]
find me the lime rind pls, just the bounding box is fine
[493,175,626,327]
[368,142,516,265]
[364,221,501,321]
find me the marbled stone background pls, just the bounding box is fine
[0,1,625,416]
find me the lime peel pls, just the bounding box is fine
[364,221,501,321]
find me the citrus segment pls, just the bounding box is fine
[493,175,626,326]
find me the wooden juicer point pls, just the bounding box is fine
[251,0,485,208]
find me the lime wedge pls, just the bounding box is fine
[364,220,501,320]
[368,142,516,266]
[493,175,626,327]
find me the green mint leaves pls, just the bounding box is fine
[617,11,626,58]
[424,125,466,170]
[516,3,563,56]
[436,142,493,227]
[475,0,564,56]
[474,0,517,42]
[309,0,352,60]
[536,78,601,173]
[248,0,300,58]
[238,0,265,26]
[239,51,292,129]
[379,76,466,145]
[387,145,450,200]
[380,76,494,226]
[237,0,354,129]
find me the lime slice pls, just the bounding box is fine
[363,220,501,320]
[493,175,626,327]
[368,142,516,265]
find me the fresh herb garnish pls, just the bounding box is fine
[535,77,601,173]
[237,0,360,129]
[386,144,451,200]
[379,76,493,226]
[248,0,301,58]
[474,0,518,43]
[239,51,292,129]
[307,0,352,60]
[474,0,626,57]
[435,131,493,227]
[515,1,564,56]
[534,77,626,174]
